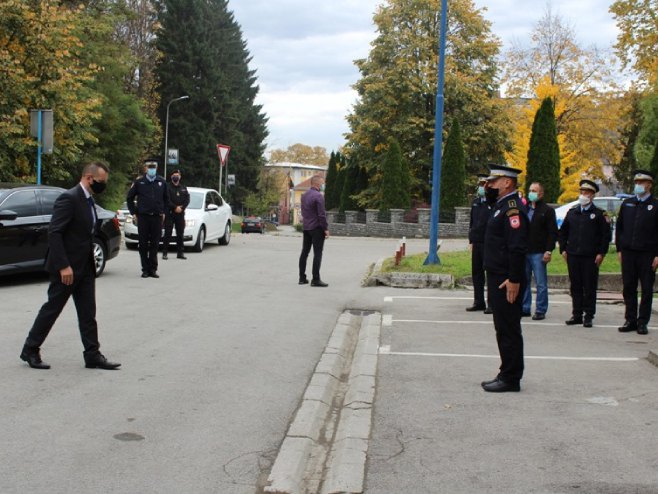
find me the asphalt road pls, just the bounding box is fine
[0,231,435,494]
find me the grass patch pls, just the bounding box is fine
[383,246,620,279]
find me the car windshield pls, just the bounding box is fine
[188,191,205,209]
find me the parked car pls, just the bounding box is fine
[0,184,121,277]
[554,196,624,229]
[123,187,232,252]
[116,201,131,226]
[241,216,265,234]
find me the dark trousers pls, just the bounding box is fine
[487,272,524,383]
[24,264,100,356]
[471,242,487,307]
[621,250,656,324]
[138,214,162,274]
[567,254,599,319]
[163,212,185,254]
[299,227,325,281]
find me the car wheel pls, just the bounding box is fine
[193,226,206,252]
[219,222,231,245]
[93,238,107,277]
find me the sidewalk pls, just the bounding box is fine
[366,288,658,493]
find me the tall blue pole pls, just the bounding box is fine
[37,110,42,185]
[424,0,449,265]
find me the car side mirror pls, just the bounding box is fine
[207,204,219,211]
[0,210,18,222]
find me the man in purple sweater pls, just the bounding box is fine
[299,175,329,287]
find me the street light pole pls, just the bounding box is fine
[164,95,189,177]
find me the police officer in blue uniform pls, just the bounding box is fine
[481,164,528,393]
[616,170,658,335]
[162,169,190,260]
[467,173,493,313]
[558,180,611,328]
[127,159,169,278]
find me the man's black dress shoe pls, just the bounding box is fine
[521,311,531,317]
[465,304,486,312]
[85,353,121,370]
[565,317,583,325]
[618,321,637,332]
[149,272,160,278]
[177,253,187,260]
[20,350,50,369]
[583,318,593,328]
[532,313,545,320]
[482,379,520,392]
[637,323,648,335]
[141,272,149,278]
[481,377,499,387]
[162,252,168,260]
[299,278,309,285]
[484,307,493,314]
[311,280,328,287]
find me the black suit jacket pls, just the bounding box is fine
[45,184,95,276]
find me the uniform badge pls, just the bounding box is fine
[508,199,517,208]
[649,205,654,211]
[177,192,180,197]
[509,216,520,229]
[494,210,501,217]
[590,213,595,219]
[158,182,162,187]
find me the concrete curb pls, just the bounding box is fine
[264,312,381,494]
[648,350,658,368]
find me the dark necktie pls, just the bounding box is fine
[87,196,96,232]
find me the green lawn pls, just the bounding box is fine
[382,246,620,280]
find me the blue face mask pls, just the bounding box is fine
[320,184,326,192]
[634,183,646,195]
[477,186,485,197]
[147,168,157,178]
[528,191,539,203]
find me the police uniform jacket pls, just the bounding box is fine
[615,195,658,256]
[469,197,492,244]
[126,175,169,215]
[558,204,611,257]
[166,183,190,213]
[483,192,529,283]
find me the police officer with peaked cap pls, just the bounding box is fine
[558,179,611,328]
[481,164,529,393]
[162,169,190,260]
[127,159,169,278]
[467,173,493,313]
[616,169,658,335]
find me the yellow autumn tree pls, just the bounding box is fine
[503,6,624,203]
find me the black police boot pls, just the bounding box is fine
[618,321,637,332]
[637,323,648,335]
[565,316,583,325]
[177,252,187,260]
[162,251,168,260]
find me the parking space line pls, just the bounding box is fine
[384,296,572,304]
[378,347,639,362]
[391,319,656,330]
[382,315,393,326]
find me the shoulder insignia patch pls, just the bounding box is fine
[509,216,521,229]
[508,199,517,208]
[506,208,519,217]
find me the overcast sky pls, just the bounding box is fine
[229,1,620,154]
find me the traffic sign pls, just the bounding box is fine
[216,144,231,166]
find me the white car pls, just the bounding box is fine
[124,187,232,252]
[554,196,624,229]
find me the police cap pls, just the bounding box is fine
[144,159,158,169]
[477,173,489,183]
[633,169,654,182]
[486,163,522,181]
[579,179,599,193]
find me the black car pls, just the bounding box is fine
[241,216,265,234]
[0,184,121,277]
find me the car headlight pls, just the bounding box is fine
[185,219,196,227]
[125,216,133,224]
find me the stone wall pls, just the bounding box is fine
[327,207,470,238]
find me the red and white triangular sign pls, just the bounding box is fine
[216,144,231,166]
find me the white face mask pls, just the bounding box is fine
[577,194,591,206]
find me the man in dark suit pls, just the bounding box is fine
[20,162,121,370]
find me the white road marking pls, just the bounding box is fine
[382,315,393,326]
[390,319,656,330]
[378,348,638,362]
[384,296,572,304]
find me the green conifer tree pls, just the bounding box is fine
[324,151,338,210]
[649,138,658,180]
[380,138,411,210]
[526,97,561,202]
[440,120,466,212]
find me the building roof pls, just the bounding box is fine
[293,177,315,191]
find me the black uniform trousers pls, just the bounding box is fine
[487,272,524,383]
[621,250,656,324]
[24,263,99,357]
[138,214,162,274]
[566,255,599,319]
[299,227,325,281]
[471,242,486,307]
[163,212,185,254]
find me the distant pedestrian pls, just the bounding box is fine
[616,170,658,335]
[522,182,558,320]
[466,173,493,313]
[481,164,528,393]
[127,159,169,278]
[20,162,121,370]
[299,175,329,287]
[558,180,611,328]
[162,169,190,260]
